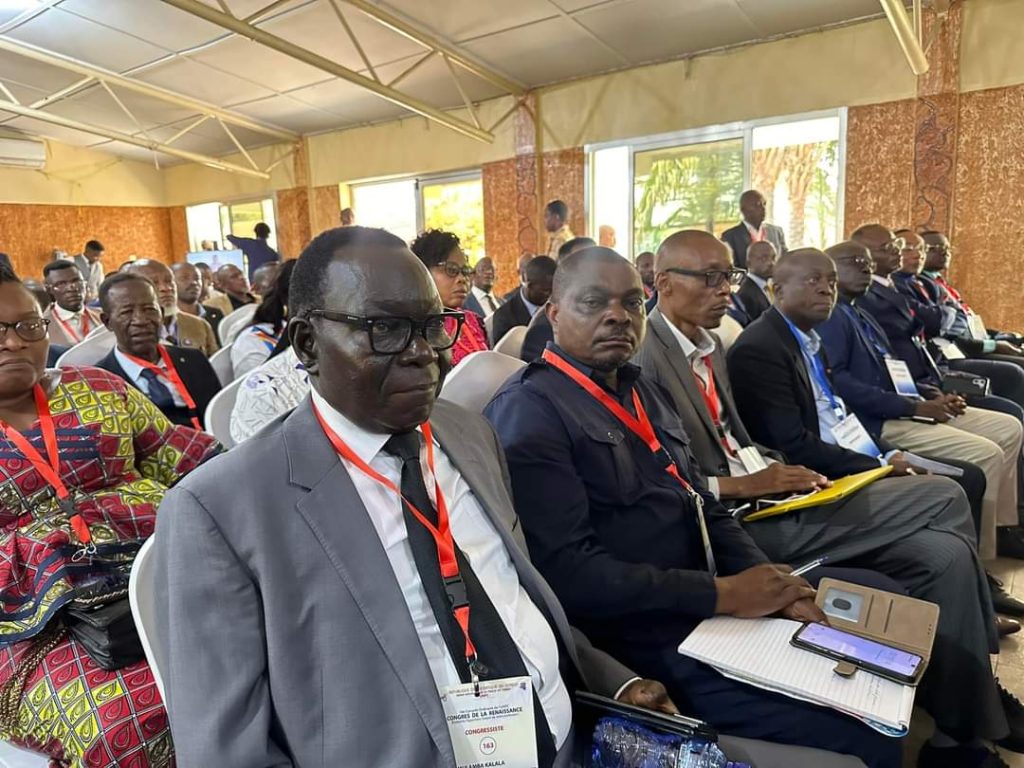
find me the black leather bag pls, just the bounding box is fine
[64,596,144,671]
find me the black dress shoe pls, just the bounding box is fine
[917,743,1008,767]
[998,616,1022,637]
[997,527,1024,560]
[996,681,1024,753]
[988,573,1024,617]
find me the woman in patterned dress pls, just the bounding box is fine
[0,266,219,766]
[410,229,489,366]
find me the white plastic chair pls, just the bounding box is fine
[440,351,525,414]
[128,537,166,705]
[55,330,115,368]
[492,325,528,359]
[203,376,244,449]
[715,314,745,352]
[218,304,257,346]
[0,741,48,767]
[209,346,234,387]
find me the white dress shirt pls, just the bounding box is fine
[470,286,501,318]
[51,303,92,342]
[114,347,186,407]
[310,389,572,747]
[229,347,309,443]
[747,273,772,300]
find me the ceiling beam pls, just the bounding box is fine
[337,0,525,96]
[0,97,271,179]
[879,0,929,74]
[0,35,298,142]
[157,0,494,143]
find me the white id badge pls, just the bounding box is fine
[968,313,988,341]
[884,358,920,398]
[831,414,881,457]
[933,337,966,360]
[738,446,768,473]
[441,676,538,768]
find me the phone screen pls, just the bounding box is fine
[795,623,922,679]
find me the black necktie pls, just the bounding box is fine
[139,369,174,409]
[383,431,557,768]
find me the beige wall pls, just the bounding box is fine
[5,2,1024,209]
[0,139,165,206]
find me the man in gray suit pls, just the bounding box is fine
[636,231,1024,766]
[152,226,866,768]
[720,190,786,270]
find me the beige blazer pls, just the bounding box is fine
[44,305,103,347]
[169,311,219,356]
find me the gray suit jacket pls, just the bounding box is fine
[635,310,758,479]
[152,396,633,768]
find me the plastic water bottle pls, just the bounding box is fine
[588,717,750,768]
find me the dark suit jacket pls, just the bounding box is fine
[490,290,534,346]
[894,273,991,357]
[726,307,891,478]
[857,282,943,382]
[96,344,222,428]
[199,304,225,337]
[816,300,917,437]
[635,310,757,479]
[729,277,771,327]
[462,292,486,319]
[521,311,553,363]
[720,221,786,269]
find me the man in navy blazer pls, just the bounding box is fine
[720,190,786,270]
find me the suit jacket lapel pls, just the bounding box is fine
[710,343,755,447]
[870,282,914,322]
[648,311,720,446]
[284,400,457,765]
[514,294,532,327]
[766,308,813,398]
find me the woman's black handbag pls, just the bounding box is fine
[64,595,144,671]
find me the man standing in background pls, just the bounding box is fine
[464,256,502,318]
[544,200,575,259]
[73,239,105,302]
[721,190,787,269]
[227,222,280,280]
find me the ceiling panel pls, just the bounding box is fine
[259,1,425,69]
[185,35,332,92]
[736,0,882,37]
[380,0,557,45]
[226,95,351,133]
[461,16,623,86]
[0,48,93,93]
[273,77,409,123]
[134,56,277,104]
[547,0,620,12]
[7,7,171,73]
[574,0,759,64]
[372,54,506,111]
[60,0,225,53]
[1,115,100,146]
[48,86,202,130]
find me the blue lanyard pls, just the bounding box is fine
[840,303,890,360]
[781,314,844,417]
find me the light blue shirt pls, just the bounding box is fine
[114,347,186,406]
[779,313,847,445]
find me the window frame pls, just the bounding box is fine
[585,107,847,260]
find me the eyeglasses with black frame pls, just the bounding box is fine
[0,318,49,343]
[926,243,953,255]
[663,267,747,288]
[433,262,476,279]
[306,310,465,355]
[873,238,906,256]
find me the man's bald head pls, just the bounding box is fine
[125,259,176,313]
[654,230,735,337]
[851,223,900,276]
[654,230,730,273]
[826,241,874,299]
[551,247,628,303]
[772,248,837,330]
[746,241,778,280]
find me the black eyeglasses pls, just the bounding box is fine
[307,310,464,355]
[433,262,475,279]
[926,244,953,255]
[873,238,906,256]
[664,267,747,288]
[0,318,49,343]
[836,255,873,268]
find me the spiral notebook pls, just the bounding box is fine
[678,617,916,735]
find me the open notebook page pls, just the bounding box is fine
[679,617,916,733]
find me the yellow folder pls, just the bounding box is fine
[741,465,894,522]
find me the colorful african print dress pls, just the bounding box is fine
[448,309,489,367]
[0,366,218,767]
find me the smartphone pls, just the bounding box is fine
[791,622,923,684]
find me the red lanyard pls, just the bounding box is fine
[311,402,479,670]
[541,349,716,573]
[121,346,202,430]
[692,356,735,456]
[936,275,970,311]
[52,310,90,343]
[1,385,93,549]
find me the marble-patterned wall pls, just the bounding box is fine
[482,157,521,296]
[310,184,341,241]
[540,147,587,243]
[0,203,175,279]
[844,100,916,234]
[168,207,189,262]
[275,187,311,260]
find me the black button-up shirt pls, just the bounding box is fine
[484,345,767,651]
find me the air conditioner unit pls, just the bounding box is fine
[0,136,46,169]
